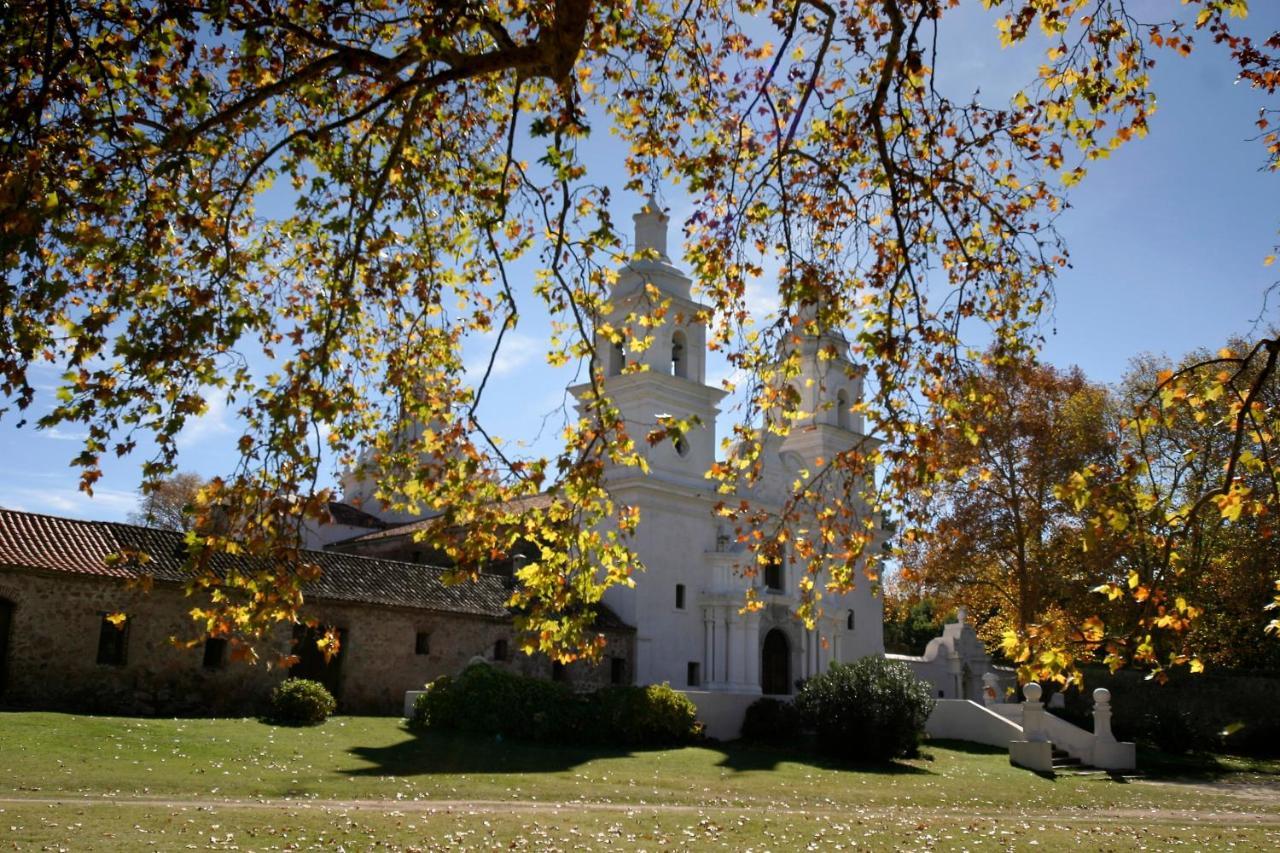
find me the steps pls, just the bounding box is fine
[1051,747,1106,775]
[1051,747,1082,769]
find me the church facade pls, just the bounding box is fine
[326,199,886,698]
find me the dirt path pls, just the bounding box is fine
[2,794,1278,826]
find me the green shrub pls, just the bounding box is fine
[412,665,700,747]
[412,663,583,742]
[795,657,935,762]
[269,678,336,725]
[596,683,701,746]
[410,675,458,731]
[740,697,803,743]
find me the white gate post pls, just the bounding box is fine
[1092,688,1115,742]
[1021,682,1047,741]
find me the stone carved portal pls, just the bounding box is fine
[762,628,790,695]
[0,598,12,696]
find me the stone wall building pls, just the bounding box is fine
[0,509,633,715]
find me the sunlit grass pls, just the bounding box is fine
[2,712,1277,850]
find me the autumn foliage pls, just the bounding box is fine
[1,1,1276,668]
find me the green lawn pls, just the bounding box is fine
[2,712,1278,850]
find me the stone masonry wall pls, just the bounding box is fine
[0,569,278,715]
[0,567,635,716]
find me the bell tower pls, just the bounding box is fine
[574,196,726,491]
[775,299,872,468]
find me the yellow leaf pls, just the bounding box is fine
[105,611,128,629]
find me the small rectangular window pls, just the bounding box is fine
[764,558,783,591]
[96,614,129,666]
[415,632,431,655]
[494,638,509,661]
[675,584,686,609]
[610,656,627,685]
[552,661,567,682]
[687,661,701,687]
[202,637,227,670]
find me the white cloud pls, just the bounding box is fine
[175,392,236,450]
[466,331,544,383]
[1,485,137,521]
[42,426,88,442]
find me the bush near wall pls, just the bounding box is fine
[739,697,804,743]
[269,678,337,725]
[1059,665,1280,757]
[411,663,701,747]
[795,656,935,762]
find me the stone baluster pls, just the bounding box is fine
[1021,682,1047,742]
[1093,687,1116,743]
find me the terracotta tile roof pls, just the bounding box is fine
[333,492,556,545]
[0,508,511,618]
[325,501,388,530]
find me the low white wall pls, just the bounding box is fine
[404,690,427,718]
[680,690,763,740]
[925,699,1024,748]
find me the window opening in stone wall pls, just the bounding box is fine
[202,637,227,670]
[837,388,850,430]
[687,661,701,687]
[764,558,784,591]
[96,614,129,666]
[494,638,509,661]
[552,661,567,681]
[610,656,627,685]
[415,632,431,655]
[675,584,686,609]
[671,331,687,378]
[609,342,625,375]
[846,610,855,631]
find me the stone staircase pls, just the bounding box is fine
[924,683,1137,774]
[1051,746,1082,769]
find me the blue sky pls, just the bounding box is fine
[2,4,1277,522]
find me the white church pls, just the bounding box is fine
[316,198,887,701]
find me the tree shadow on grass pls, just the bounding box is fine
[1135,747,1280,784]
[921,739,1006,757]
[343,726,935,779]
[344,727,634,777]
[711,739,932,775]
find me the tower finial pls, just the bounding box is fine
[633,194,669,261]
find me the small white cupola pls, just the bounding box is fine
[633,193,670,261]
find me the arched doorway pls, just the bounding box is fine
[0,598,12,698]
[761,629,790,695]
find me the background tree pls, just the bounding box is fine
[0,1,1275,663]
[1051,336,1280,680]
[899,356,1113,661]
[881,584,951,657]
[127,472,206,532]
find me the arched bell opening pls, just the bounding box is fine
[671,330,687,378]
